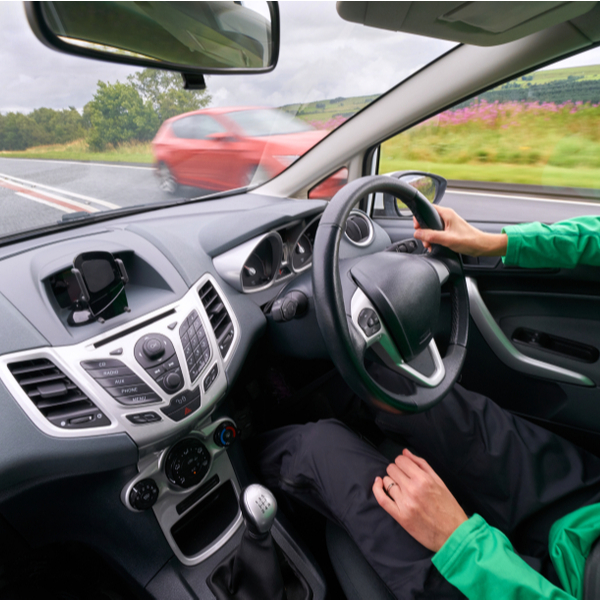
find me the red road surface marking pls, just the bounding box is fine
[0,180,93,212]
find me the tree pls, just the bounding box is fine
[83,81,159,150]
[0,112,45,150]
[29,107,84,145]
[127,69,211,123]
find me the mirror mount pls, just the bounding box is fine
[182,73,207,91]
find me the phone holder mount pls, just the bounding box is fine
[69,251,130,326]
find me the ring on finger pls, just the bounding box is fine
[386,481,397,493]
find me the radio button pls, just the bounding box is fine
[86,366,135,379]
[95,374,142,388]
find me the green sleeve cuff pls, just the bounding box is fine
[501,225,523,266]
[432,514,486,578]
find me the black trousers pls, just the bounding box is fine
[253,385,600,599]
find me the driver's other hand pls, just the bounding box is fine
[372,448,468,552]
[413,205,507,257]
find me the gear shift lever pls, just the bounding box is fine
[208,484,285,599]
[240,484,277,538]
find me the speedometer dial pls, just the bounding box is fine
[242,252,269,289]
[239,232,283,292]
[291,216,320,273]
[292,234,313,271]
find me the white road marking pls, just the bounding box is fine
[448,188,600,208]
[15,192,73,213]
[18,187,100,212]
[0,157,153,171]
[0,173,119,210]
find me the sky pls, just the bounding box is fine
[1,1,600,115]
[0,1,454,114]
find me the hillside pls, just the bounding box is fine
[281,65,600,127]
[463,64,600,105]
[513,64,600,86]
[279,94,377,126]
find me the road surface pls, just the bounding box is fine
[1,157,600,238]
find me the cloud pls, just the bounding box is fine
[209,2,455,108]
[0,1,453,115]
[0,2,139,113]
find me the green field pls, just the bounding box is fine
[379,160,600,191]
[0,139,153,163]
[380,95,600,189]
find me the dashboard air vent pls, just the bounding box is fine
[7,358,109,430]
[345,212,373,246]
[199,281,235,358]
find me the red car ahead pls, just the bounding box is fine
[152,106,329,194]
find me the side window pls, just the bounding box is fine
[189,116,226,140]
[308,167,349,200]
[171,116,225,140]
[171,116,196,139]
[377,47,600,217]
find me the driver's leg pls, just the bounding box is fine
[253,419,466,599]
[376,384,600,579]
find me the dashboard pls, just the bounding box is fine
[0,191,391,572]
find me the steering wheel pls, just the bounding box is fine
[312,175,469,412]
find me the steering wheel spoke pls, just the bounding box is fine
[424,256,451,285]
[350,287,445,388]
[349,287,384,349]
[373,337,445,388]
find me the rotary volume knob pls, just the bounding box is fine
[143,337,165,360]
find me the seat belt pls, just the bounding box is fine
[584,537,600,600]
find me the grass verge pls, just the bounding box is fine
[0,140,153,164]
[380,159,600,190]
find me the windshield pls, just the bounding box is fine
[225,109,314,136]
[0,1,454,241]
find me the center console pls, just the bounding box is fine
[0,268,326,599]
[122,417,244,566]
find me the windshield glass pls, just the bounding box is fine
[225,109,314,136]
[0,1,454,241]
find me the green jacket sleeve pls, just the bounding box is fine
[549,504,600,600]
[502,216,600,269]
[432,514,575,600]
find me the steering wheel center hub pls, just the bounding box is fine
[351,253,440,361]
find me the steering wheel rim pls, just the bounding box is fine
[312,175,469,413]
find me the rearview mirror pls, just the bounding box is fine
[25,1,279,76]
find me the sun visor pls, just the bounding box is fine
[336,1,597,46]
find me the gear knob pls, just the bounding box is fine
[240,484,277,538]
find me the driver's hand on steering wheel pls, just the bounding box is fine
[413,205,508,257]
[373,448,468,553]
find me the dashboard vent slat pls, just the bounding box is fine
[199,281,235,358]
[7,358,109,430]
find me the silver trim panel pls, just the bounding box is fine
[350,287,445,387]
[122,418,243,566]
[213,231,283,293]
[467,277,594,387]
[344,210,374,247]
[0,274,240,446]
